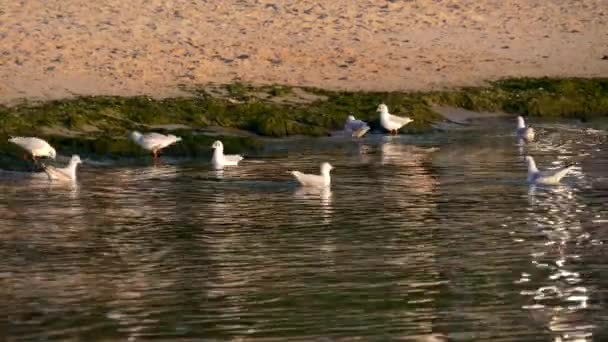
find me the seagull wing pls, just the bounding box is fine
[548,165,576,182]
[389,113,413,126]
[42,164,69,181]
[291,171,325,187]
[536,165,576,184]
[9,137,50,151]
[141,133,179,149]
[346,119,369,131]
[224,154,243,163]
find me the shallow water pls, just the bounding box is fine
[1,119,607,341]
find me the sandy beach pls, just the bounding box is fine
[1,0,607,104]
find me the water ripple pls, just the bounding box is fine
[0,121,607,340]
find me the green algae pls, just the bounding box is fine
[1,78,607,160]
[427,78,608,119]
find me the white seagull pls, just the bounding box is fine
[129,131,182,159]
[344,114,370,138]
[377,104,413,135]
[42,155,82,182]
[517,116,535,142]
[290,162,334,188]
[211,140,243,169]
[525,156,576,185]
[8,136,56,161]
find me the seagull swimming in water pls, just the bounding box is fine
[525,156,576,185]
[377,104,413,135]
[290,162,334,188]
[42,155,82,182]
[8,136,56,161]
[211,140,244,169]
[129,131,182,159]
[344,114,370,138]
[516,116,535,142]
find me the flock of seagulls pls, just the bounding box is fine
[517,115,576,185]
[4,103,576,187]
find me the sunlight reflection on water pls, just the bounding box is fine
[0,119,606,340]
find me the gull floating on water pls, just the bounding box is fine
[42,155,82,182]
[525,156,575,185]
[290,162,333,188]
[344,114,370,138]
[517,116,535,142]
[8,136,56,161]
[211,140,243,169]
[129,131,182,159]
[377,104,413,135]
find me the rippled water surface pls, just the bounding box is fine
[1,119,607,341]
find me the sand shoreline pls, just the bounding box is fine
[1,0,607,105]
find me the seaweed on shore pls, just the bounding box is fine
[1,78,607,158]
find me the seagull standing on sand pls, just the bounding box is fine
[211,140,244,169]
[129,131,182,159]
[525,156,576,185]
[344,115,370,138]
[8,137,56,161]
[377,104,413,135]
[290,162,334,188]
[42,155,82,182]
[517,116,535,142]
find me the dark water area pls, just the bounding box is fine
[1,118,607,341]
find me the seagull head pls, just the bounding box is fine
[321,162,334,174]
[376,103,388,113]
[129,131,143,142]
[211,140,224,150]
[71,155,82,165]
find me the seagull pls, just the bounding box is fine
[129,131,182,159]
[377,104,413,135]
[525,156,576,185]
[517,116,535,142]
[211,140,243,169]
[290,162,333,188]
[42,155,82,182]
[344,114,370,138]
[8,136,56,161]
